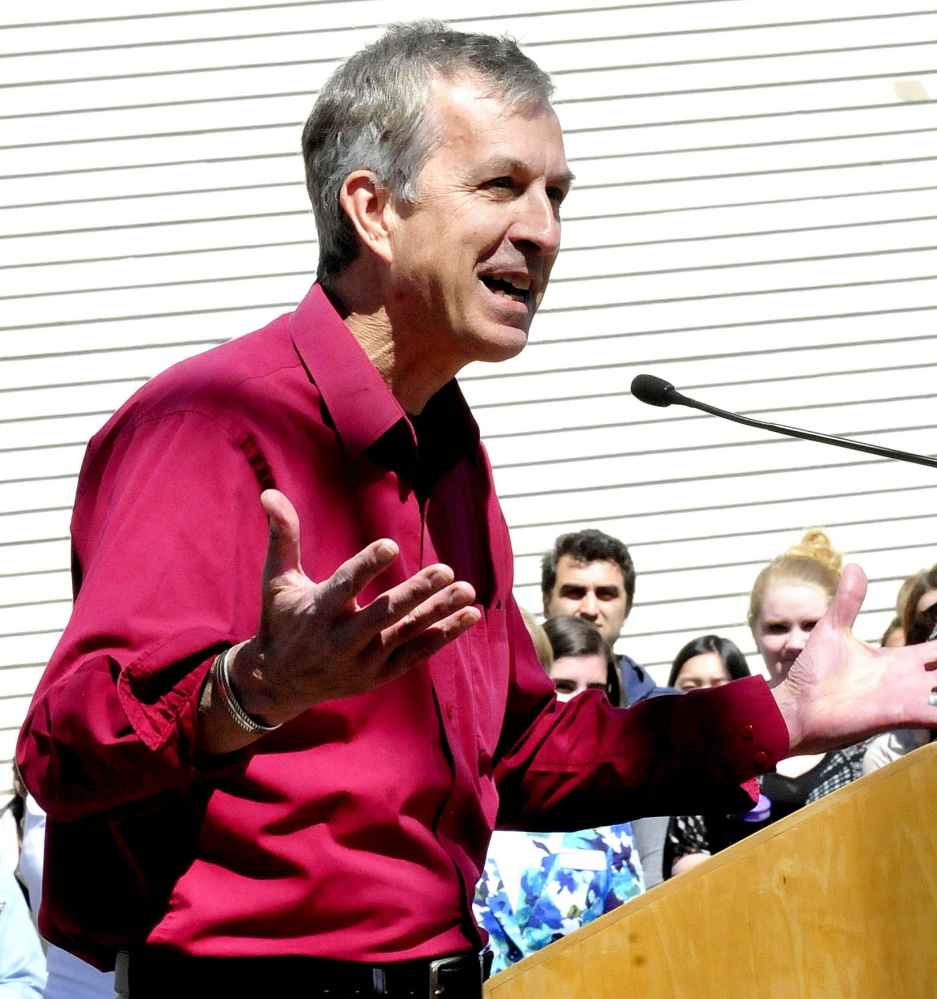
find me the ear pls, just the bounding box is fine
[339,171,394,265]
[542,592,552,618]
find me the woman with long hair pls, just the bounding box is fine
[668,530,868,876]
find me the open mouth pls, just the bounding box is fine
[480,273,531,303]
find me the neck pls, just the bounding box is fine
[324,273,460,416]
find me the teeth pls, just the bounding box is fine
[487,273,531,292]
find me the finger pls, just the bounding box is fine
[382,605,482,680]
[352,563,458,633]
[260,489,304,585]
[821,562,868,633]
[379,580,477,650]
[314,537,402,614]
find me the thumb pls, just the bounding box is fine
[822,562,867,633]
[260,489,303,585]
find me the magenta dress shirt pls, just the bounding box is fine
[17,284,788,969]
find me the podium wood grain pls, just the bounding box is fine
[484,742,937,999]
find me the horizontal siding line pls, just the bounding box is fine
[0,567,64,580]
[0,440,90,454]
[557,66,937,105]
[516,520,937,564]
[549,242,937,286]
[0,239,315,271]
[520,8,937,42]
[538,272,937,315]
[12,239,937,304]
[0,535,68,548]
[0,209,306,241]
[573,154,937,191]
[0,474,77,487]
[567,184,937,223]
[0,89,308,120]
[494,421,937,471]
[0,664,45,673]
[553,37,937,78]
[0,119,301,149]
[644,538,937,578]
[0,627,76,639]
[0,598,70,612]
[0,376,145,394]
[537,300,937,330]
[506,481,937,532]
[1,180,302,212]
[498,454,890,500]
[482,390,937,438]
[561,214,937,255]
[0,0,380,31]
[2,22,379,60]
[0,267,309,302]
[0,151,296,181]
[562,101,934,136]
[0,409,113,425]
[0,56,332,91]
[0,505,71,519]
[574,126,937,164]
[0,304,291,332]
[471,354,935,390]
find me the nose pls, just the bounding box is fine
[577,592,599,621]
[787,627,810,653]
[511,187,561,258]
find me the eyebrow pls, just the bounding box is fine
[481,157,575,190]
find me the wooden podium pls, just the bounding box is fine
[484,742,937,999]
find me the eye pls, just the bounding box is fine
[803,620,818,633]
[553,679,576,694]
[484,176,518,193]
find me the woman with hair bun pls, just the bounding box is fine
[667,530,868,876]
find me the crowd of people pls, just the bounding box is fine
[473,527,937,971]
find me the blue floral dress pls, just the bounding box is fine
[473,825,645,973]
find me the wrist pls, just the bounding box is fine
[215,642,283,733]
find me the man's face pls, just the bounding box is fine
[543,555,631,644]
[383,73,571,371]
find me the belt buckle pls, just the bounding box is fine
[427,954,483,999]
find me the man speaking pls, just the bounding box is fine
[17,21,937,999]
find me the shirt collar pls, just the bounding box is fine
[288,284,480,476]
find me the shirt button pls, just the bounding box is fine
[741,725,754,741]
[445,702,454,720]
[754,750,769,769]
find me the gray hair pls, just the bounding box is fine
[302,20,555,284]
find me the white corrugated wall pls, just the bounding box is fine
[2,0,936,784]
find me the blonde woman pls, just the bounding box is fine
[668,531,868,875]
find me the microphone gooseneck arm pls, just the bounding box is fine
[630,373,937,470]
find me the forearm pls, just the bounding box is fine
[494,677,789,831]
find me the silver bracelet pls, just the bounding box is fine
[214,645,282,734]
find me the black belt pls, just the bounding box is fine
[115,949,490,999]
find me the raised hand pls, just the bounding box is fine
[771,563,937,755]
[199,489,480,751]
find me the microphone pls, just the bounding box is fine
[630,374,937,470]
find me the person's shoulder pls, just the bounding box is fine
[618,654,681,703]
[98,312,306,442]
